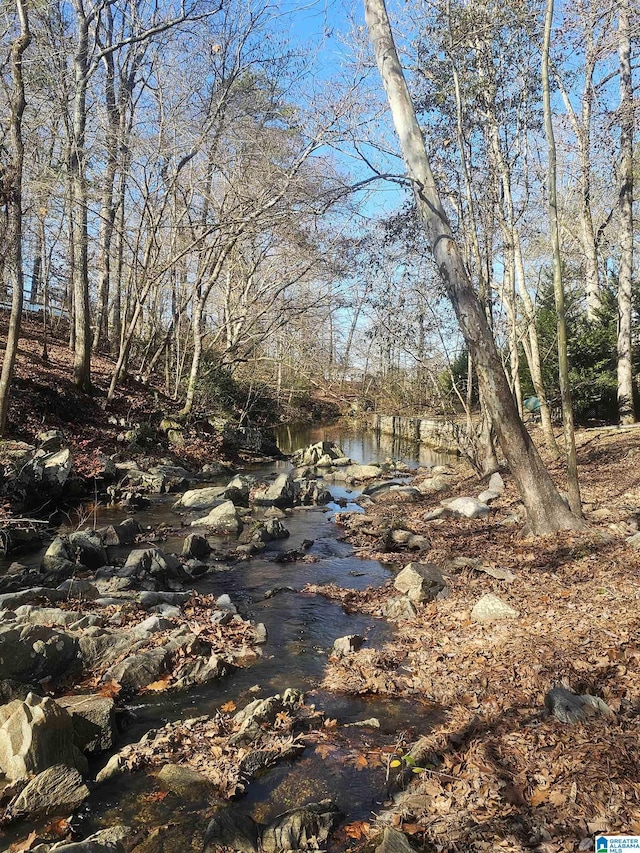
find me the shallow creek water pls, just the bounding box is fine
[6,426,453,849]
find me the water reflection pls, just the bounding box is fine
[275,423,452,469]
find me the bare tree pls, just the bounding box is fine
[364,0,584,534]
[616,0,636,425]
[0,0,31,434]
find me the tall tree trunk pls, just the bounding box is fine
[617,0,636,425]
[364,0,583,534]
[70,2,92,392]
[542,0,582,516]
[0,0,31,435]
[93,13,119,353]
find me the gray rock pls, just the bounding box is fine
[471,593,519,622]
[172,654,226,690]
[0,624,80,681]
[474,565,516,582]
[380,598,417,620]
[42,449,73,487]
[253,472,299,508]
[407,534,430,552]
[37,429,65,452]
[432,465,454,475]
[131,615,174,639]
[123,547,182,580]
[231,691,302,746]
[488,472,505,494]
[204,811,260,853]
[223,476,251,506]
[442,496,490,519]
[296,478,332,506]
[253,518,290,542]
[544,686,612,724]
[182,533,211,559]
[0,694,86,781]
[68,530,108,570]
[175,485,227,511]
[0,588,65,610]
[343,464,383,481]
[416,476,449,495]
[216,594,237,613]
[626,532,640,549]
[95,753,126,784]
[263,506,286,519]
[478,489,501,504]
[103,647,168,691]
[394,563,447,602]
[422,507,448,521]
[151,604,182,618]
[99,519,141,547]
[292,441,346,468]
[374,827,415,853]
[55,695,117,755]
[42,536,74,572]
[15,606,80,627]
[57,579,100,600]
[191,500,242,534]
[49,825,130,853]
[136,590,191,609]
[6,764,89,820]
[254,623,268,644]
[261,800,342,853]
[157,763,211,795]
[78,631,136,671]
[332,635,365,657]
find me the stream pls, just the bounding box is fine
[4,425,454,850]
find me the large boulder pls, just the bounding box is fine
[78,630,137,672]
[292,441,347,468]
[123,463,193,494]
[182,533,211,559]
[223,476,250,506]
[0,693,86,781]
[394,562,447,602]
[442,497,490,519]
[175,486,227,511]
[191,500,242,534]
[68,530,109,569]
[41,448,73,488]
[14,606,80,628]
[123,547,182,581]
[261,800,342,853]
[102,647,168,691]
[5,763,90,820]
[0,624,80,682]
[204,811,260,853]
[343,464,383,481]
[296,478,332,506]
[253,473,299,508]
[380,598,417,620]
[56,694,117,755]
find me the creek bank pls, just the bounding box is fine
[0,413,282,522]
[0,439,432,851]
[309,430,640,851]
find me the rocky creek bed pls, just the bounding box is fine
[3,423,637,853]
[0,432,452,853]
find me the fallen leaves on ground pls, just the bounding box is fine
[322,427,640,852]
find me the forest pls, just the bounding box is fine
[0,0,639,852]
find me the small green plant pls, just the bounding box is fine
[387,750,425,783]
